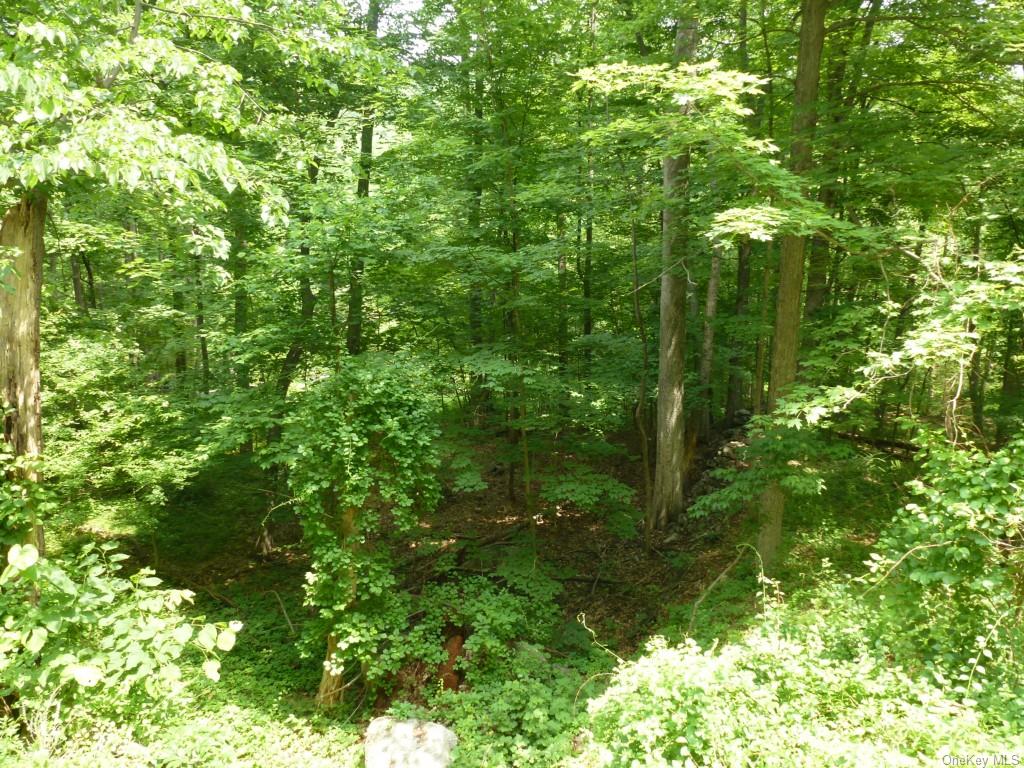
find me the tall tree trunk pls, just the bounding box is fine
[326,260,338,333]
[804,234,830,319]
[70,253,88,314]
[0,193,47,554]
[173,288,187,377]
[262,163,320,555]
[807,0,882,319]
[557,215,569,375]
[194,250,210,394]
[726,239,752,423]
[315,503,358,707]
[229,223,250,390]
[697,249,722,440]
[649,17,697,535]
[582,213,593,363]
[997,312,1021,445]
[631,212,653,510]
[968,325,985,440]
[466,70,488,421]
[752,246,774,416]
[968,225,985,439]
[581,119,594,368]
[82,254,98,308]
[757,0,827,573]
[724,1,753,424]
[345,0,381,357]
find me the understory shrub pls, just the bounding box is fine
[569,581,1022,767]
[1,452,236,754]
[868,431,1024,723]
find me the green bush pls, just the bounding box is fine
[270,354,441,688]
[868,431,1024,720]
[0,540,237,748]
[569,582,1021,767]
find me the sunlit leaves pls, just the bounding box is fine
[6,542,39,571]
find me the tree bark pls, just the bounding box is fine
[556,215,569,376]
[752,249,773,416]
[805,0,882,319]
[345,0,381,357]
[726,239,752,423]
[697,249,722,440]
[229,218,250,390]
[997,312,1021,445]
[757,0,827,573]
[173,287,187,376]
[581,120,594,368]
[804,234,830,319]
[0,193,47,553]
[194,250,210,394]
[631,214,653,510]
[70,253,88,314]
[968,225,985,439]
[82,254,97,308]
[649,17,697,535]
[316,504,358,707]
[582,212,593,362]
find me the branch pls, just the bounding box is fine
[827,431,918,454]
[861,541,952,596]
[687,547,749,635]
[142,3,362,36]
[142,2,283,37]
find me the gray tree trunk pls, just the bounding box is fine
[649,17,698,534]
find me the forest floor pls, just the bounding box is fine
[36,430,897,767]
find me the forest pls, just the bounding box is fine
[2,0,1024,765]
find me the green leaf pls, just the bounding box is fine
[196,624,217,651]
[172,624,193,644]
[25,626,47,654]
[216,629,236,652]
[69,664,103,688]
[7,543,39,571]
[202,659,221,682]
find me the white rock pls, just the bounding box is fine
[364,717,458,768]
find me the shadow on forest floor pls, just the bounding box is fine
[49,430,906,766]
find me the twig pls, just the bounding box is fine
[861,541,952,596]
[577,612,624,664]
[267,589,296,635]
[187,580,238,608]
[142,2,283,37]
[687,546,749,635]
[964,608,1012,696]
[340,684,370,725]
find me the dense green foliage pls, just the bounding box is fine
[2,0,1024,764]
